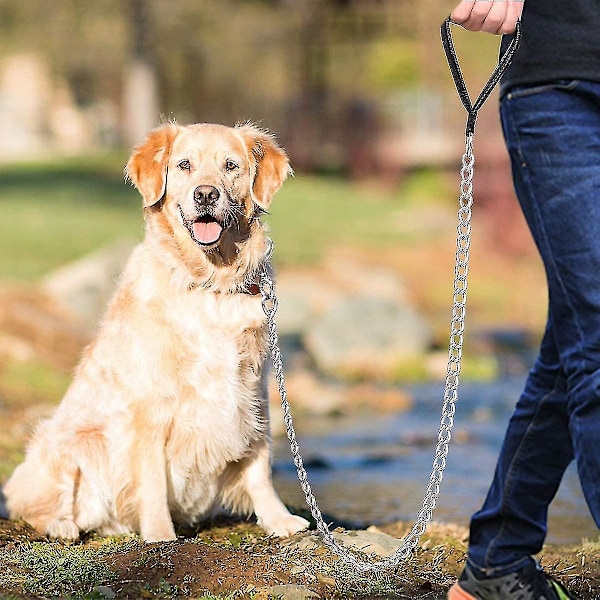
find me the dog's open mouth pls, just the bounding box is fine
[179,206,226,247]
[192,215,224,246]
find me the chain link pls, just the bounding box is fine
[259,134,475,574]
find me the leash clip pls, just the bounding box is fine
[441,17,522,136]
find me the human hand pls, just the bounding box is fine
[451,0,524,35]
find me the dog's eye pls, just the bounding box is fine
[177,159,191,171]
[225,160,239,172]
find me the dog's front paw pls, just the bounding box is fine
[45,518,80,541]
[141,523,177,542]
[261,513,309,537]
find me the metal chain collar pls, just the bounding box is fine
[258,134,475,574]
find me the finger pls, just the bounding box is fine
[453,0,495,31]
[451,0,476,25]
[496,0,524,34]
[451,0,524,34]
[480,1,512,34]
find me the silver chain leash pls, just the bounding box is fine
[257,14,522,571]
[259,134,475,574]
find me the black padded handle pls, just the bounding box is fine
[441,17,522,136]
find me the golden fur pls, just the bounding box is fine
[4,122,308,541]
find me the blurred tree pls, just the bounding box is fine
[0,0,496,173]
[123,0,160,145]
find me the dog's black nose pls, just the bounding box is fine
[194,185,220,206]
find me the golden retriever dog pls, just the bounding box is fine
[4,122,309,542]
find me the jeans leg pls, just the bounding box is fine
[468,322,573,574]
[467,80,600,573]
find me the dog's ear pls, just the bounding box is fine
[236,123,291,209]
[125,123,179,208]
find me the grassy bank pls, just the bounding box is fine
[0,516,597,599]
[0,156,451,280]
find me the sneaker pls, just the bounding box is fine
[448,561,575,600]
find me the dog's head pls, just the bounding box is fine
[126,122,290,273]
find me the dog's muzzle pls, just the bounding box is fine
[179,186,226,246]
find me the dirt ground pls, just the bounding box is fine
[0,514,598,599]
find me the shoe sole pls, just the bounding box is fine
[448,582,478,600]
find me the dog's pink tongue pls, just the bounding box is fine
[193,221,223,244]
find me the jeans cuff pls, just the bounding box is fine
[466,555,537,579]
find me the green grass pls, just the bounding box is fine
[1,359,72,407]
[0,154,143,281]
[0,537,137,598]
[267,171,450,266]
[0,157,452,280]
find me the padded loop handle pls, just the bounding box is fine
[441,17,522,136]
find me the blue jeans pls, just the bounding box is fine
[468,79,600,576]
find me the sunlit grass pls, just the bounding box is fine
[0,157,452,280]
[0,359,71,407]
[0,537,139,598]
[266,169,452,265]
[267,175,409,265]
[0,154,142,280]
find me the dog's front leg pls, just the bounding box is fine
[242,439,309,537]
[131,429,176,542]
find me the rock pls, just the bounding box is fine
[316,573,336,587]
[286,528,405,558]
[0,240,134,371]
[269,369,414,422]
[268,371,413,431]
[253,584,320,599]
[274,271,340,338]
[42,239,135,332]
[304,296,432,380]
[335,528,406,557]
[347,383,413,413]
[274,286,315,338]
[269,250,433,383]
[274,249,409,338]
[0,285,88,370]
[92,586,117,599]
[270,370,346,418]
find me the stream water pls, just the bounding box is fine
[273,376,598,545]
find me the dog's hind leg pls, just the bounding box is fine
[4,447,80,541]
